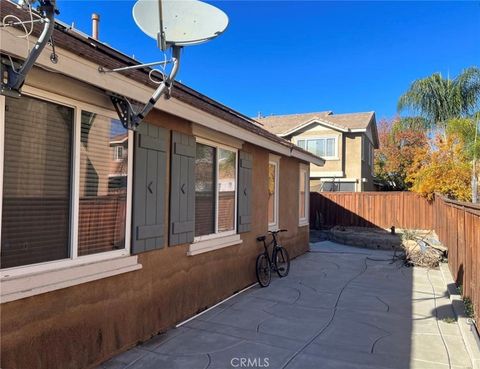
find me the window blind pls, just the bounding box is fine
[194,143,216,237]
[1,96,73,268]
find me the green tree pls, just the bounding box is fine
[397,67,480,132]
[447,116,480,202]
[398,67,480,202]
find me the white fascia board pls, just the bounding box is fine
[1,29,299,158]
[280,118,349,137]
[291,148,325,166]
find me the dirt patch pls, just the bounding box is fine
[313,227,447,268]
[328,226,402,251]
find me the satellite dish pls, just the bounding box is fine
[105,0,229,130]
[133,0,229,50]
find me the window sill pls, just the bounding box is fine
[299,220,309,227]
[1,255,142,303]
[268,224,279,232]
[188,234,242,256]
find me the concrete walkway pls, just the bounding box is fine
[99,241,474,369]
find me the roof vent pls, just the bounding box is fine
[91,13,100,40]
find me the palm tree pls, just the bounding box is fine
[447,115,480,203]
[398,67,480,202]
[397,67,480,132]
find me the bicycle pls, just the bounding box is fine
[255,229,291,287]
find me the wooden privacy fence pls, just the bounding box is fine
[310,191,480,322]
[310,191,434,230]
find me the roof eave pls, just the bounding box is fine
[291,148,325,166]
[279,118,349,137]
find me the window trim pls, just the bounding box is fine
[268,155,280,231]
[299,165,309,226]
[295,135,339,160]
[0,87,134,281]
[193,137,238,243]
[113,146,124,161]
[1,254,141,303]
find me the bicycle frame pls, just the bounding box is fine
[260,233,281,270]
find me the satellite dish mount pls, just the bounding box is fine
[1,0,59,97]
[102,0,229,130]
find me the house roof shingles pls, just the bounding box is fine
[256,111,332,135]
[256,111,375,135]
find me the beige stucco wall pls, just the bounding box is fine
[291,124,343,176]
[360,136,376,191]
[1,70,311,369]
[344,133,362,181]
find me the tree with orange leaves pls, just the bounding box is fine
[406,133,472,201]
[374,118,429,190]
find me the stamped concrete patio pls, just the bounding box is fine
[98,241,475,369]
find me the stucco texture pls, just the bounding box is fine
[289,123,376,192]
[0,112,309,369]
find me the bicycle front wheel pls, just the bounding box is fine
[256,253,271,287]
[274,247,290,277]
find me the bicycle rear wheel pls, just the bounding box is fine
[256,253,271,287]
[274,247,290,277]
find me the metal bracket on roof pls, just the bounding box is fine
[105,46,182,130]
[0,0,58,97]
[110,94,137,130]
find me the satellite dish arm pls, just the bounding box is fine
[8,0,57,92]
[135,45,181,123]
[110,45,181,130]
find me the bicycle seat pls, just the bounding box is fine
[269,229,288,235]
[256,235,266,242]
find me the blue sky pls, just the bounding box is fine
[56,1,480,121]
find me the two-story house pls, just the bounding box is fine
[257,111,379,192]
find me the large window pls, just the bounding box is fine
[0,96,131,271]
[1,96,73,268]
[78,111,128,256]
[268,156,279,231]
[195,141,237,239]
[299,166,308,225]
[297,137,337,159]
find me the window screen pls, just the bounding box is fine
[298,138,336,157]
[299,169,306,219]
[218,148,236,232]
[195,143,216,237]
[78,112,128,256]
[268,162,277,225]
[1,96,73,268]
[326,138,335,156]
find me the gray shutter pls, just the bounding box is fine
[169,132,195,246]
[237,151,252,233]
[132,124,167,254]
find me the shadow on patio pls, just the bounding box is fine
[98,240,472,369]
